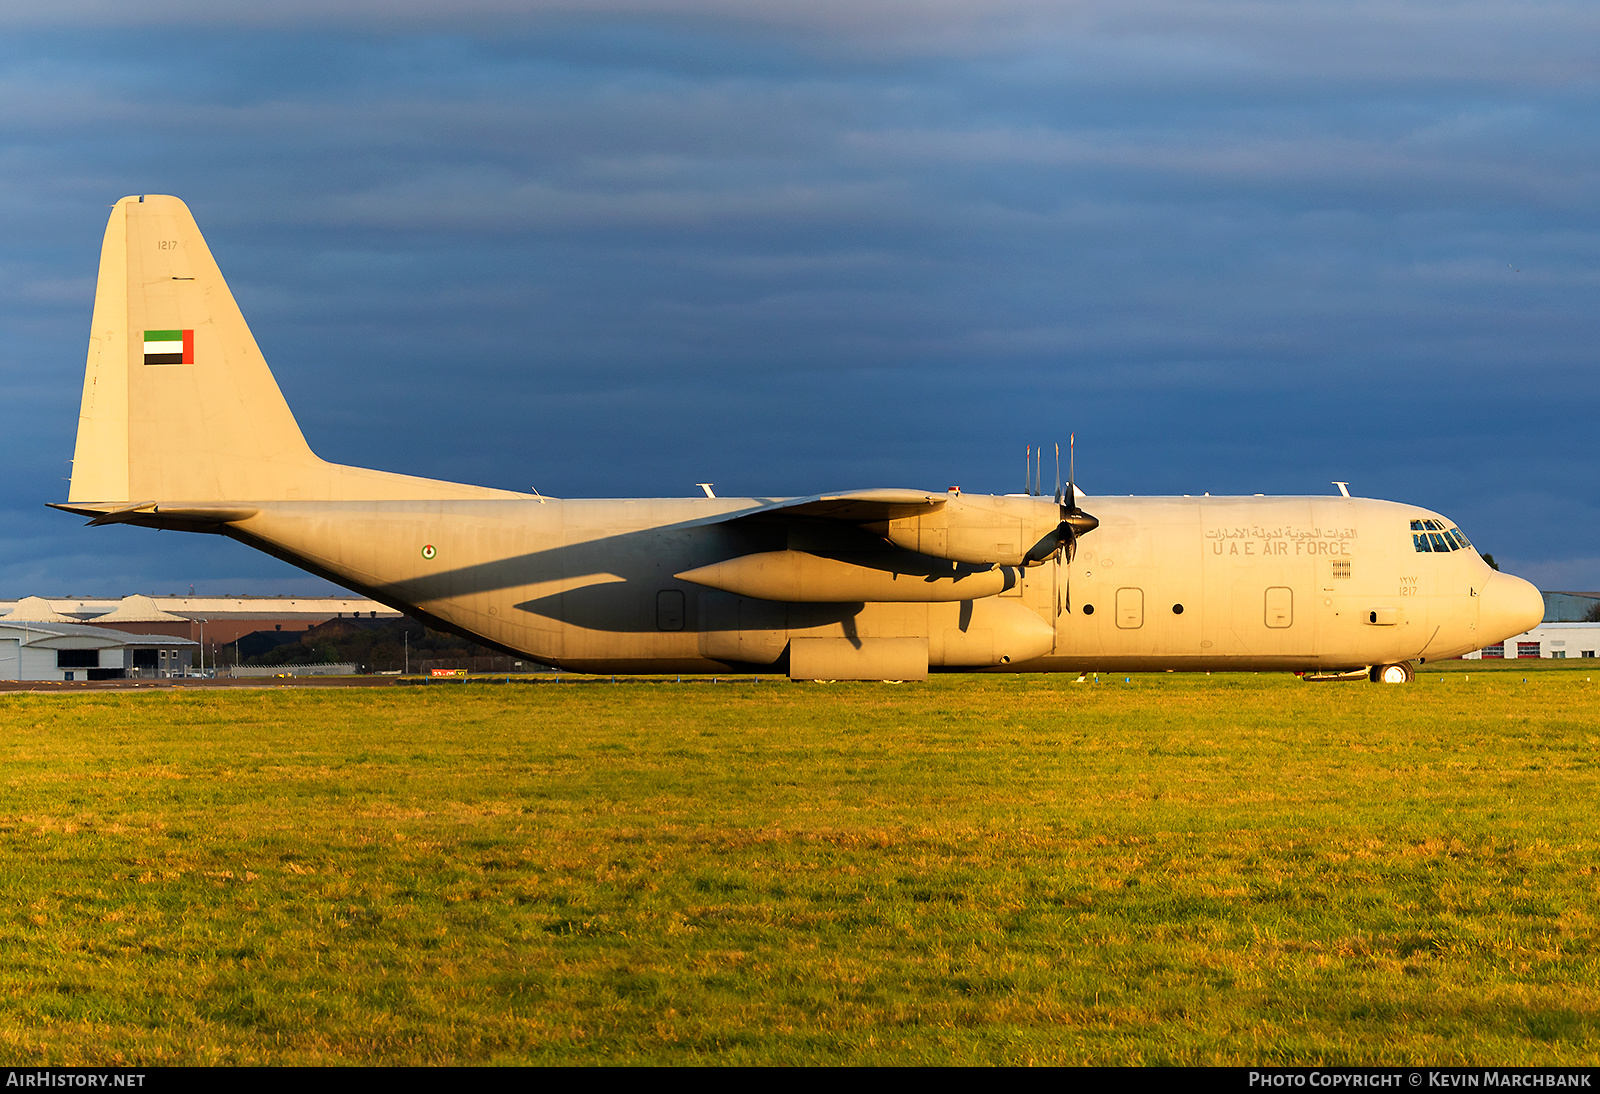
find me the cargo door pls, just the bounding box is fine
[699,591,787,665]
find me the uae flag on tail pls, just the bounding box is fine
[143,329,194,365]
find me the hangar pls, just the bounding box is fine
[0,595,402,667]
[0,620,198,681]
[1542,591,1600,622]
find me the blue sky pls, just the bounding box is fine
[2,1,1596,595]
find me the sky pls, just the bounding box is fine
[1,1,1596,596]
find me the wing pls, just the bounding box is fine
[724,489,947,524]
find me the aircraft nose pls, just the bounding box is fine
[1480,572,1544,643]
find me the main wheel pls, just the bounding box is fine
[1370,661,1414,684]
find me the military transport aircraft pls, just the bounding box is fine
[54,196,1544,682]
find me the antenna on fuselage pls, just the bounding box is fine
[1333,481,1351,498]
[697,483,717,498]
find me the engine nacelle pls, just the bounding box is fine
[677,550,1018,602]
[878,493,1063,567]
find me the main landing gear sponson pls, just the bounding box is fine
[1369,661,1416,684]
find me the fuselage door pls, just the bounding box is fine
[1116,586,1144,629]
[1265,586,1293,629]
[656,589,685,631]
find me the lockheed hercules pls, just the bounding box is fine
[55,196,1544,682]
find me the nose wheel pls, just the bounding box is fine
[1369,661,1415,684]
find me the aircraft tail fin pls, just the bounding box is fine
[68,195,520,505]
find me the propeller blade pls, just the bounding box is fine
[1054,433,1097,612]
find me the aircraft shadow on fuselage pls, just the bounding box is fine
[365,509,969,635]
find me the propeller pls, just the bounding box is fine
[1059,435,1099,561]
[1022,435,1098,613]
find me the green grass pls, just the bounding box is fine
[1,670,1597,1064]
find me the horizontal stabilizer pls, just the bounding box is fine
[49,500,259,530]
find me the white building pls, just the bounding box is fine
[1463,622,1600,660]
[0,621,198,681]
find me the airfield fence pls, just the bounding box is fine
[230,663,359,678]
[417,655,546,674]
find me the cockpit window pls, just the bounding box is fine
[1410,518,1474,553]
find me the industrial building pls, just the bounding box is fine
[1462,622,1600,660]
[0,620,197,681]
[0,595,403,668]
[1543,592,1600,622]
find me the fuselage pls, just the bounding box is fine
[213,491,1541,676]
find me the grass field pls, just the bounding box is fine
[1,667,1598,1064]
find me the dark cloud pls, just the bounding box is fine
[1,6,1597,594]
